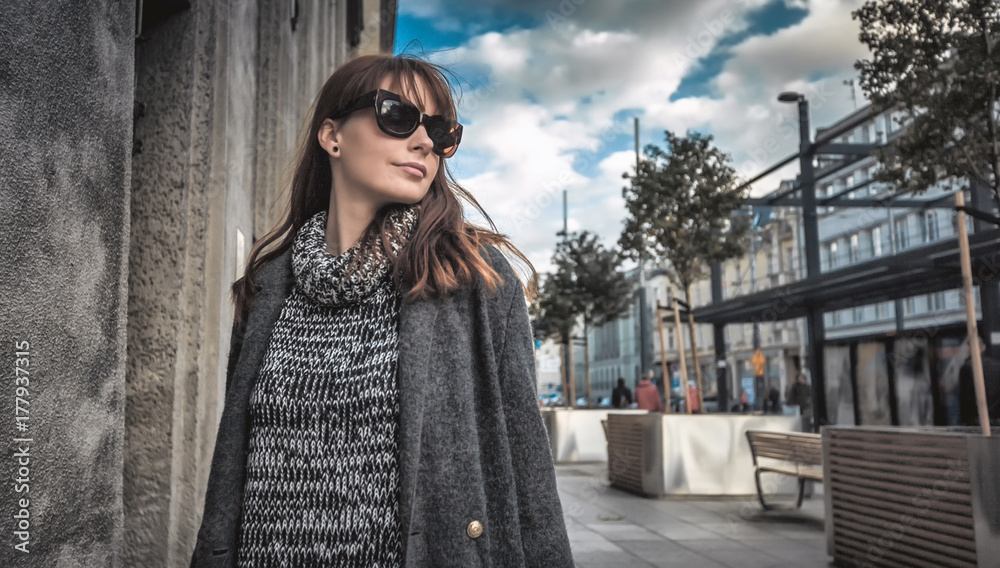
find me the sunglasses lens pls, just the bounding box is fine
[425,118,462,158]
[378,99,420,135]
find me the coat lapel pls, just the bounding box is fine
[396,290,438,541]
[215,249,294,553]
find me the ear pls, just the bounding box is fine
[318,118,341,156]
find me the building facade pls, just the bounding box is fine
[566,102,996,424]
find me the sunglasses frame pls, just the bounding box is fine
[330,88,463,158]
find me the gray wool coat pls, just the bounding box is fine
[189,245,574,567]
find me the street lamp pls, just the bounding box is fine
[778,90,825,431]
[777,91,819,278]
[777,91,802,103]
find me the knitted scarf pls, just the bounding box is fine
[293,205,419,305]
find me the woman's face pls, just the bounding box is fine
[323,76,443,210]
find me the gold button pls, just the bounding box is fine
[466,520,483,539]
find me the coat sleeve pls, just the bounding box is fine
[496,281,575,567]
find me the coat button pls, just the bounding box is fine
[466,520,483,539]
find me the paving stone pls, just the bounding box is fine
[556,462,833,568]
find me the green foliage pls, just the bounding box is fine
[618,130,750,294]
[532,231,633,342]
[532,269,577,344]
[853,0,1000,204]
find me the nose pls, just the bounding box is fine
[408,122,434,155]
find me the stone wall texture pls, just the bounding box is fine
[0,1,134,566]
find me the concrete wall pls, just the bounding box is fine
[0,1,134,566]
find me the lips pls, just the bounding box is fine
[396,162,427,178]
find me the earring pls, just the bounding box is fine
[331,145,339,154]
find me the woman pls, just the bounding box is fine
[190,54,574,567]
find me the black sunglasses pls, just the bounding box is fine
[330,89,463,158]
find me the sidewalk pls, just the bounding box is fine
[556,462,833,568]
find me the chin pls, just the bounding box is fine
[382,187,430,206]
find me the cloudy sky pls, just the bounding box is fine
[394,0,874,275]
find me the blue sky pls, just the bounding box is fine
[394,0,872,274]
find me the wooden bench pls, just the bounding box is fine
[745,430,823,510]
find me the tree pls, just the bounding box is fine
[853,0,1000,206]
[619,130,750,410]
[532,231,633,407]
[532,269,577,407]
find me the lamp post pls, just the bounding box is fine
[779,91,826,431]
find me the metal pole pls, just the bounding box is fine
[656,302,672,413]
[584,332,591,407]
[568,340,576,407]
[799,98,820,278]
[750,213,764,411]
[711,262,728,412]
[971,179,1000,359]
[797,96,826,431]
[887,206,905,332]
[635,118,652,378]
[562,189,568,237]
[673,293,691,414]
[956,192,991,436]
[560,343,569,408]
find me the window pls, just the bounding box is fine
[923,211,940,242]
[877,302,890,319]
[895,218,910,250]
[832,311,842,326]
[850,234,860,262]
[872,226,883,257]
[853,307,865,323]
[827,242,839,269]
[930,292,946,311]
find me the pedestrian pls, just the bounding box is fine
[635,370,664,412]
[611,377,633,408]
[687,381,700,413]
[767,385,781,414]
[190,54,573,567]
[789,372,814,428]
[740,389,750,413]
[958,329,1000,427]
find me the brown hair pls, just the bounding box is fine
[232,54,536,324]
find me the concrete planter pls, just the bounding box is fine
[605,413,804,497]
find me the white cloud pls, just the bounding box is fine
[429,0,872,275]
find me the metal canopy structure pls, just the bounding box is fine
[696,96,1000,424]
[693,229,1000,325]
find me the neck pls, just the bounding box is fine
[325,183,380,256]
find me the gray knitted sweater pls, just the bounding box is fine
[236,206,417,567]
